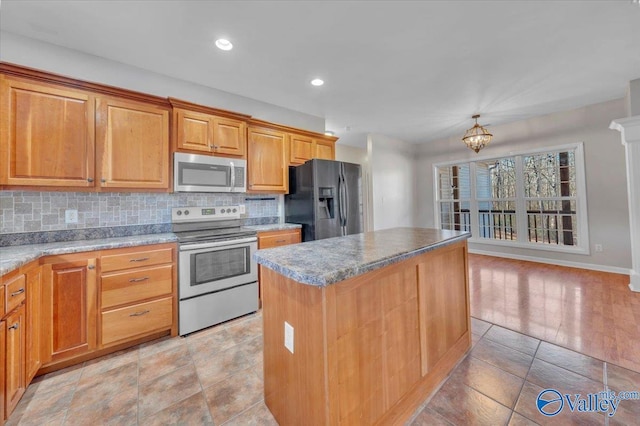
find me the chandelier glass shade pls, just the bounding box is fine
[462,114,492,153]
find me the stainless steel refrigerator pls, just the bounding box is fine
[285,159,363,242]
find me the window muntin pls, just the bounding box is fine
[434,144,588,253]
[437,164,470,232]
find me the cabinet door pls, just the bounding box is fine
[96,98,170,190]
[0,75,95,187]
[213,117,247,158]
[42,258,97,364]
[1,319,5,422]
[25,266,42,383]
[247,126,288,193]
[175,108,213,153]
[5,304,26,418]
[315,140,335,161]
[289,134,314,165]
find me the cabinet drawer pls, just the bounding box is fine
[101,264,173,309]
[258,230,301,249]
[5,274,26,314]
[101,247,173,273]
[101,297,173,346]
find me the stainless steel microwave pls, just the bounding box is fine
[174,153,246,193]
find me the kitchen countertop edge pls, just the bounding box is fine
[0,233,178,276]
[254,227,471,287]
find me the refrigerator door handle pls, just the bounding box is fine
[338,169,346,235]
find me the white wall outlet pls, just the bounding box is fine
[238,204,246,214]
[65,209,78,224]
[284,321,294,354]
[595,244,603,252]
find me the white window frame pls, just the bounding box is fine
[433,142,589,255]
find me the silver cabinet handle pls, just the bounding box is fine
[87,178,94,183]
[129,257,150,262]
[129,310,150,317]
[101,178,106,183]
[8,323,19,330]
[128,277,150,283]
[88,265,95,270]
[11,288,25,297]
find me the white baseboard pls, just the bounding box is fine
[468,248,632,276]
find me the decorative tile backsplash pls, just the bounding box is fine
[0,191,281,234]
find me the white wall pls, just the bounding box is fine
[0,31,325,132]
[416,98,631,272]
[631,78,640,117]
[369,134,418,231]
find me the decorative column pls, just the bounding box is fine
[610,116,640,292]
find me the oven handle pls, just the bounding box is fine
[179,236,257,251]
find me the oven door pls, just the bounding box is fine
[178,237,257,300]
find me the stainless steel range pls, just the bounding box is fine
[172,206,258,335]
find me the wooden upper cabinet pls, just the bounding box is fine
[0,75,95,187]
[175,108,213,153]
[171,99,249,159]
[213,117,246,157]
[288,133,337,166]
[247,125,288,193]
[315,139,335,161]
[289,134,314,165]
[96,97,170,191]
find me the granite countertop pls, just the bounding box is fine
[245,223,302,232]
[0,233,178,276]
[253,227,471,287]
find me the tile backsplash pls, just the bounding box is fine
[0,191,281,234]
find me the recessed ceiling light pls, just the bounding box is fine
[215,39,233,51]
[310,78,324,86]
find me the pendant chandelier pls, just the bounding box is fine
[462,114,492,153]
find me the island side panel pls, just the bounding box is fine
[324,260,422,425]
[418,240,470,374]
[261,265,327,425]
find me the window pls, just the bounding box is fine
[434,143,589,254]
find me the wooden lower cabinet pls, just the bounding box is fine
[257,228,301,305]
[257,228,301,249]
[1,319,5,423]
[101,297,173,346]
[41,255,98,364]
[25,266,42,383]
[4,304,26,419]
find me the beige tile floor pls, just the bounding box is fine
[7,312,274,426]
[9,311,640,425]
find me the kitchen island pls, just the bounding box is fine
[254,227,471,425]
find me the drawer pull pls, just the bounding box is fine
[11,288,25,297]
[275,239,286,243]
[129,310,150,317]
[8,323,19,330]
[88,265,95,270]
[128,276,150,283]
[129,257,150,263]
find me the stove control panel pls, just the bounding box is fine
[172,205,243,222]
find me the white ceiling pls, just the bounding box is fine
[2,1,639,146]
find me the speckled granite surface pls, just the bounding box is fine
[246,223,302,232]
[253,227,470,286]
[0,224,173,247]
[0,233,177,276]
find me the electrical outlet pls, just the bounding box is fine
[595,244,603,253]
[238,204,246,214]
[284,321,294,354]
[65,209,78,224]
